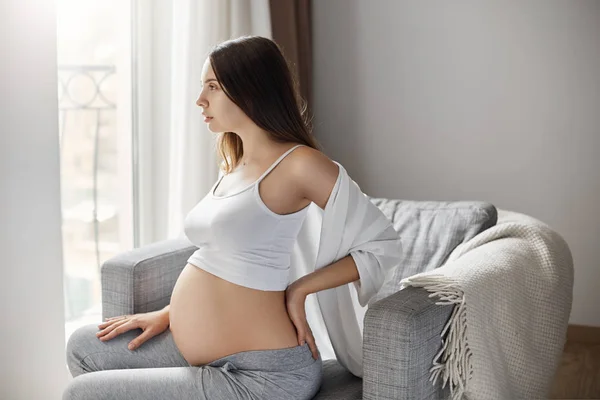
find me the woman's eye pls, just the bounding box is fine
[209,84,217,90]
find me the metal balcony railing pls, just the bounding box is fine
[58,65,118,321]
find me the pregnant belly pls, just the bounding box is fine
[169,263,299,366]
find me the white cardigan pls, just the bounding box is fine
[288,161,402,377]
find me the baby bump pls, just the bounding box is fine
[169,263,299,366]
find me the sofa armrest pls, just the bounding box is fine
[100,237,198,319]
[362,286,453,400]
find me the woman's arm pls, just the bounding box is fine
[284,148,363,359]
[159,304,170,324]
[285,255,359,360]
[288,147,360,296]
[288,255,359,297]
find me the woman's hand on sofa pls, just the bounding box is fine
[96,310,170,350]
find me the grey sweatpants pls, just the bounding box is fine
[63,323,323,400]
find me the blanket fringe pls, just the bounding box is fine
[401,274,472,400]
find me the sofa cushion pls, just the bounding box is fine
[312,359,362,399]
[366,198,497,304]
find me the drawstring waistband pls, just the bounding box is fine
[206,343,320,372]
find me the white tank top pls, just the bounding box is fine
[183,144,310,291]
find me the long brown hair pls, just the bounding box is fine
[207,36,321,174]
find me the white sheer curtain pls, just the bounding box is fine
[140,0,272,243]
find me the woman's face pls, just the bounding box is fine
[196,58,248,133]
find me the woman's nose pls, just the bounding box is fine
[196,93,208,107]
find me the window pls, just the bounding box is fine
[57,0,134,347]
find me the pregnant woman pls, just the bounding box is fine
[63,36,350,400]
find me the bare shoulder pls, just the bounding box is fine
[289,146,340,210]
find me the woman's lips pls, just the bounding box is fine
[204,116,213,123]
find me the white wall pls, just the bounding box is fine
[0,1,69,398]
[313,0,600,327]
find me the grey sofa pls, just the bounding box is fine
[101,199,498,399]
